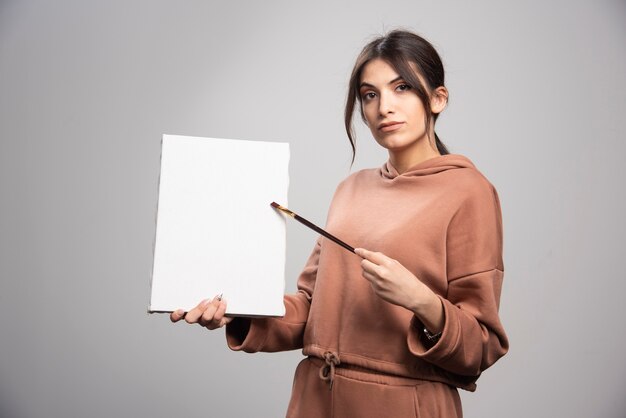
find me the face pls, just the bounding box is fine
[358,58,441,155]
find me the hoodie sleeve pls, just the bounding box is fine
[225,237,321,353]
[407,181,509,377]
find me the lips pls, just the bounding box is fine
[378,121,404,132]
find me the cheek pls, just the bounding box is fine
[405,100,427,125]
[362,104,375,124]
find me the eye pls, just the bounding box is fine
[396,83,411,92]
[361,91,377,101]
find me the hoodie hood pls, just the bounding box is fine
[380,154,476,179]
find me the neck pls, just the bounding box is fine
[388,136,441,174]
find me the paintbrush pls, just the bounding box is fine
[270,202,355,254]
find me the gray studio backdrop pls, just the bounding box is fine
[1,1,625,417]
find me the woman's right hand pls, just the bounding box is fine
[170,295,233,330]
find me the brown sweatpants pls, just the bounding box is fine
[286,357,462,418]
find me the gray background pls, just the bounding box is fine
[1,1,625,417]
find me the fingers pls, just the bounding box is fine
[355,248,391,265]
[171,295,229,330]
[220,316,234,327]
[184,298,212,324]
[210,300,230,329]
[214,299,227,322]
[359,253,387,281]
[360,257,379,273]
[200,298,230,330]
[361,270,378,286]
[355,248,380,276]
[356,248,397,289]
[170,309,186,323]
[199,299,219,327]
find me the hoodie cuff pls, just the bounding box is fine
[407,295,460,364]
[225,317,270,353]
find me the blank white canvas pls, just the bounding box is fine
[149,134,289,316]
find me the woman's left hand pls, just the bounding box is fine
[354,248,444,333]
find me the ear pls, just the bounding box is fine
[430,86,448,114]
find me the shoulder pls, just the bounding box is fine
[443,156,501,209]
[333,167,378,194]
[446,160,503,246]
[436,157,503,239]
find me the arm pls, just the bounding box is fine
[225,237,322,353]
[406,185,509,376]
[357,184,509,377]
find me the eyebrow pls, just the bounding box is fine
[359,76,404,90]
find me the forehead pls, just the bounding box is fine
[359,58,399,85]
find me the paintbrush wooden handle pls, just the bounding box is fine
[271,201,355,254]
[294,215,355,253]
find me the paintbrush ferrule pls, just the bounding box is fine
[271,201,296,217]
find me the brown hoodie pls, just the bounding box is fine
[226,154,509,391]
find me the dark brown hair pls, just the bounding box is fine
[345,29,450,163]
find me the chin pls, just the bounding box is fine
[375,130,428,150]
[374,136,417,151]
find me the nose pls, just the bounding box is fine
[377,91,394,116]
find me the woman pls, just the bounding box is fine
[171,29,509,418]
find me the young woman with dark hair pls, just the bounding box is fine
[172,29,509,418]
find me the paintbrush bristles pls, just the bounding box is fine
[270,201,295,218]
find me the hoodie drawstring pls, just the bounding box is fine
[319,351,340,390]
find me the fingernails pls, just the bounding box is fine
[201,298,211,307]
[215,293,223,302]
